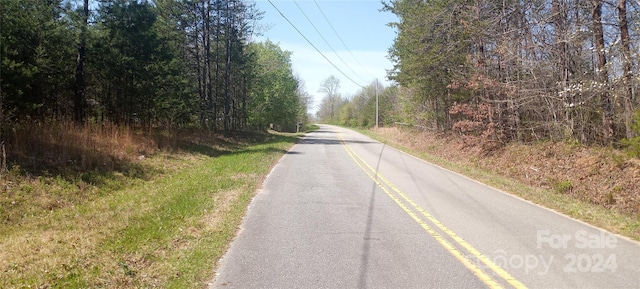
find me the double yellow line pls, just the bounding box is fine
[338,133,527,289]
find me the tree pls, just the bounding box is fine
[316,75,341,123]
[591,0,614,143]
[0,0,309,135]
[617,0,635,139]
[0,0,75,121]
[151,0,200,127]
[153,0,260,131]
[327,80,395,128]
[93,0,165,126]
[294,75,312,125]
[246,41,299,130]
[73,0,89,124]
[384,0,640,145]
[384,0,470,130]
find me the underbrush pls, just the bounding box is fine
[622,111,640,158]
[0,120,300,288]
[0,120,275,226]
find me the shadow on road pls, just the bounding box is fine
[310,129,334,134]
[357,142,387,289]
[299,138,375,145]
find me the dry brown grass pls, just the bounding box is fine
[0,120,297,288]
[0,120,239,226]
[5,121,156,173]
[1,121,154,227]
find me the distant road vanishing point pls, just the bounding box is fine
[212,124,640,289]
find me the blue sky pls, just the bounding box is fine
[252,0,398,113]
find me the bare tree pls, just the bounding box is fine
[618,0,635,139]
[317,75,341,122]
[591,0,614,143]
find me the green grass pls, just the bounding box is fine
[0,132,299,288]
[359,128,640,241]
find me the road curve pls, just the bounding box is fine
[211,125,640,288]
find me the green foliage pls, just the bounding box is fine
[382,0,640,144]
[247,41,299,131]
[0,0,75,120]
[1,130,298,287]
[622,111,640,157]
[0,0,291,132]
[552,179,574,194]
[92,0,167,125]
[326,80,398,129]
[383,0,471,130]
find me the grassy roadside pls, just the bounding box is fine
[1,129,303,288]
[357,127,640,242]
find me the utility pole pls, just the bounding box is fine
[375,79,379,128]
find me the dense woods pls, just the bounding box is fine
[4,0,640,151]
[378,0,640,147]
[0,0,307,140]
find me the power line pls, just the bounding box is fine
[313,0,377,80]
[292,0,367,83]
[266,0,364,89]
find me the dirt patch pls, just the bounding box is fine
[202,189,243,232]
[374,126,640,216]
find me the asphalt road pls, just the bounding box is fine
[211,125,640,288]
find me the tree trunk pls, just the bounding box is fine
[224,0,232,132]
[552,0,570,85]
[193,4,205,129]
[618,0,635,139]
[203,0,212,130]
[215,0,221,131]
[591,0,614,143]
[0,8,3,147]
[196,41,205,128]
[553,0,574,139]
[74,0,89,124]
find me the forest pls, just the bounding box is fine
[317,0,640,152]
[4,0,640,158]
[385,0,640,146]
[0,0,309,137]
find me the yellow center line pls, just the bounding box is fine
[338,133,527,289]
